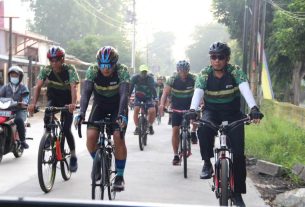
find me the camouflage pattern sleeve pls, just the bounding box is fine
[165,74,176,87]
[67,64,80,84]
[37,65,52,81]
[229,64,248,84]
[117,64,130,83]
[195,66,212,89]
[85,64,99,82]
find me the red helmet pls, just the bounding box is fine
[47,46,65,60]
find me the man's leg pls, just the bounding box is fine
[14,111,28,149]
[133,106,140,134]
[171,113,182,165]
[113,130,127,191]
[147,106,156,134]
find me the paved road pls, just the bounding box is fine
[0,111,268,206]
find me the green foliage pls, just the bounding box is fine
[186,23,230,73]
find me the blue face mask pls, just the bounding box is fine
[10,77,19,85]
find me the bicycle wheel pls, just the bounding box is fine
[143,118,148,146]
[37,133,56,193]
[92,149,104,200]
[60,135,71,181]
[182,131,188,178]
[107,150,116,200]
[219,159,229,206]
[138,116,144,151]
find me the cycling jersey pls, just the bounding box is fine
[156,83,164,100]
[195,64,248,112]
[166,73,196,110]
[130,74,156,99]
[38,64,79,106]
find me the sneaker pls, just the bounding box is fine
[20,141,29,149]
[134,127,139,135]
[113,176,125,191]
[70,156,78,173]
[191,132,198,144]
[200,163,213,179]
[149,125,154,135]
[232,193,246,207]
[172,155,180,166]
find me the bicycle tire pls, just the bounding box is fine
[219,159,229,206]
[60,135,71,181]
[92,149,104,200]
[143,118,147,146]
[107,150,116,200]
[138,116,144,151]
[182,131,188,178]
[0,135,5,163]
[37,133,56,193]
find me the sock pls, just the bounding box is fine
[90,151,96,159]
[205,159,212,166]
[71,150,76,157]
[115,159,126,176]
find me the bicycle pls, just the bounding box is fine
[37,106,77,193]
[138,101,149,151]
[196,115,251,206]
[78,116,117,200]
[165,109,194,178]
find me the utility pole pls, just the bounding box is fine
[131,0,136,74]
[0,16,19,68]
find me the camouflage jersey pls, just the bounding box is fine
[166,73,196,110]
[130,74,156,100]
[195,64,248,112]
[38,64,79,106]
[85,63,130,105]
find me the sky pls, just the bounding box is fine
[135,0,214,60]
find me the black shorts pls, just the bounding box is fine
[134,97,154,108]
[171,112,183,127]
[88,103,119,134]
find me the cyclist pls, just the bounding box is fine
[159,60,197,165]
[0,66,30,149]
[190,42,263,206]
[28,46,80,172]
[156,75,166,102]
[75,46,129,191]
[130,64,157,135]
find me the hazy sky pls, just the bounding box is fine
[135,0,214,60]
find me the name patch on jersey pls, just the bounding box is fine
[186,86,193,89]
[226,84,233,89]
[110,81,118,85]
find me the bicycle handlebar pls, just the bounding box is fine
[45,105,80,113]
[78,119,123,138]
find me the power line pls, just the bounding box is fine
[266,0,305,21]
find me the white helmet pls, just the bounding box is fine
[8,65,24,84]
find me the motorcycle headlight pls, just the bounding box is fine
[0,126,3,134]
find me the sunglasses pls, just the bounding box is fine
[99,63,112,70]
[177,68,189,72]
[210,54,226,61]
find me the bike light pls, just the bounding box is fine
[0,126,3,133]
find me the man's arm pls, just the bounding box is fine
[28,79,44,114]
[118,82,130,117]
[149,77,157,99]
[190,88,204,110]
[68,83,78,113]
[159,85,171,116]
[79,80,94,118]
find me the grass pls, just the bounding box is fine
[245,113,305,170]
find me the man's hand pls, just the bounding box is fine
[249,106,264,124]
[117,115,128,129]
[28,104,36,116]
[74,114,84,130]
[68,103,76,113]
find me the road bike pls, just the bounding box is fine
[37,106,77,193]
[79,116,117,200]
[197,115,251,206]
[138,101,148,151]
[166,109,194,178]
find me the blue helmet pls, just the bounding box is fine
[176,60,190,71]
[96,46,119,68]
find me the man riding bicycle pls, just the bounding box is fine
[190,42,263,206]
[159,60,198,165]
[28,46,80,172]
[0,66,30,149]
[130,64,157,135]
[75,46,129,191]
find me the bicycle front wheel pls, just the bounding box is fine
[92,149,104,200]
[182,132,188,178]
[143,118,148,146]
[219,159,229,206]
[37,133,56,193]
[107,150,116,200]
[60,135,71,181]
[138,116,144,151]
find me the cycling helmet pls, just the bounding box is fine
[139,64,149,72]
[47,46,65,60]
[176,60,190,71]
[157,75,166,81]
[209,42,231,57]
[96,46,119,68]
[8,65,24,83]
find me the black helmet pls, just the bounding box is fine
[209,42,231,57]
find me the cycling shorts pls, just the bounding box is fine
[134,97,154,108]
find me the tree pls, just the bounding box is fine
[186,23,230,73]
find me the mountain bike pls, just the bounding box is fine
[166,109,193,178]
[197,115,251,206]
[37,106,77,193]
[79,116,117,200]
[138,101,148,151]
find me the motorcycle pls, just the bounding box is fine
[0,97,31,163]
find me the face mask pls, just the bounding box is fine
[10,77,19,85]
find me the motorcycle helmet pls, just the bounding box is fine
[8,65,24,85]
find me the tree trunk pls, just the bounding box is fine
[291,61,305,105]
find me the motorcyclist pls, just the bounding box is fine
[0,66,30,149]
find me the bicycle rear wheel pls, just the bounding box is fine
[92,149,104,200]
[107,151,116,200]
[37,133,56,193]
[219,159,229,206]
[182,132,188,178]
[60,135,71,181]
[138,116,144,151]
